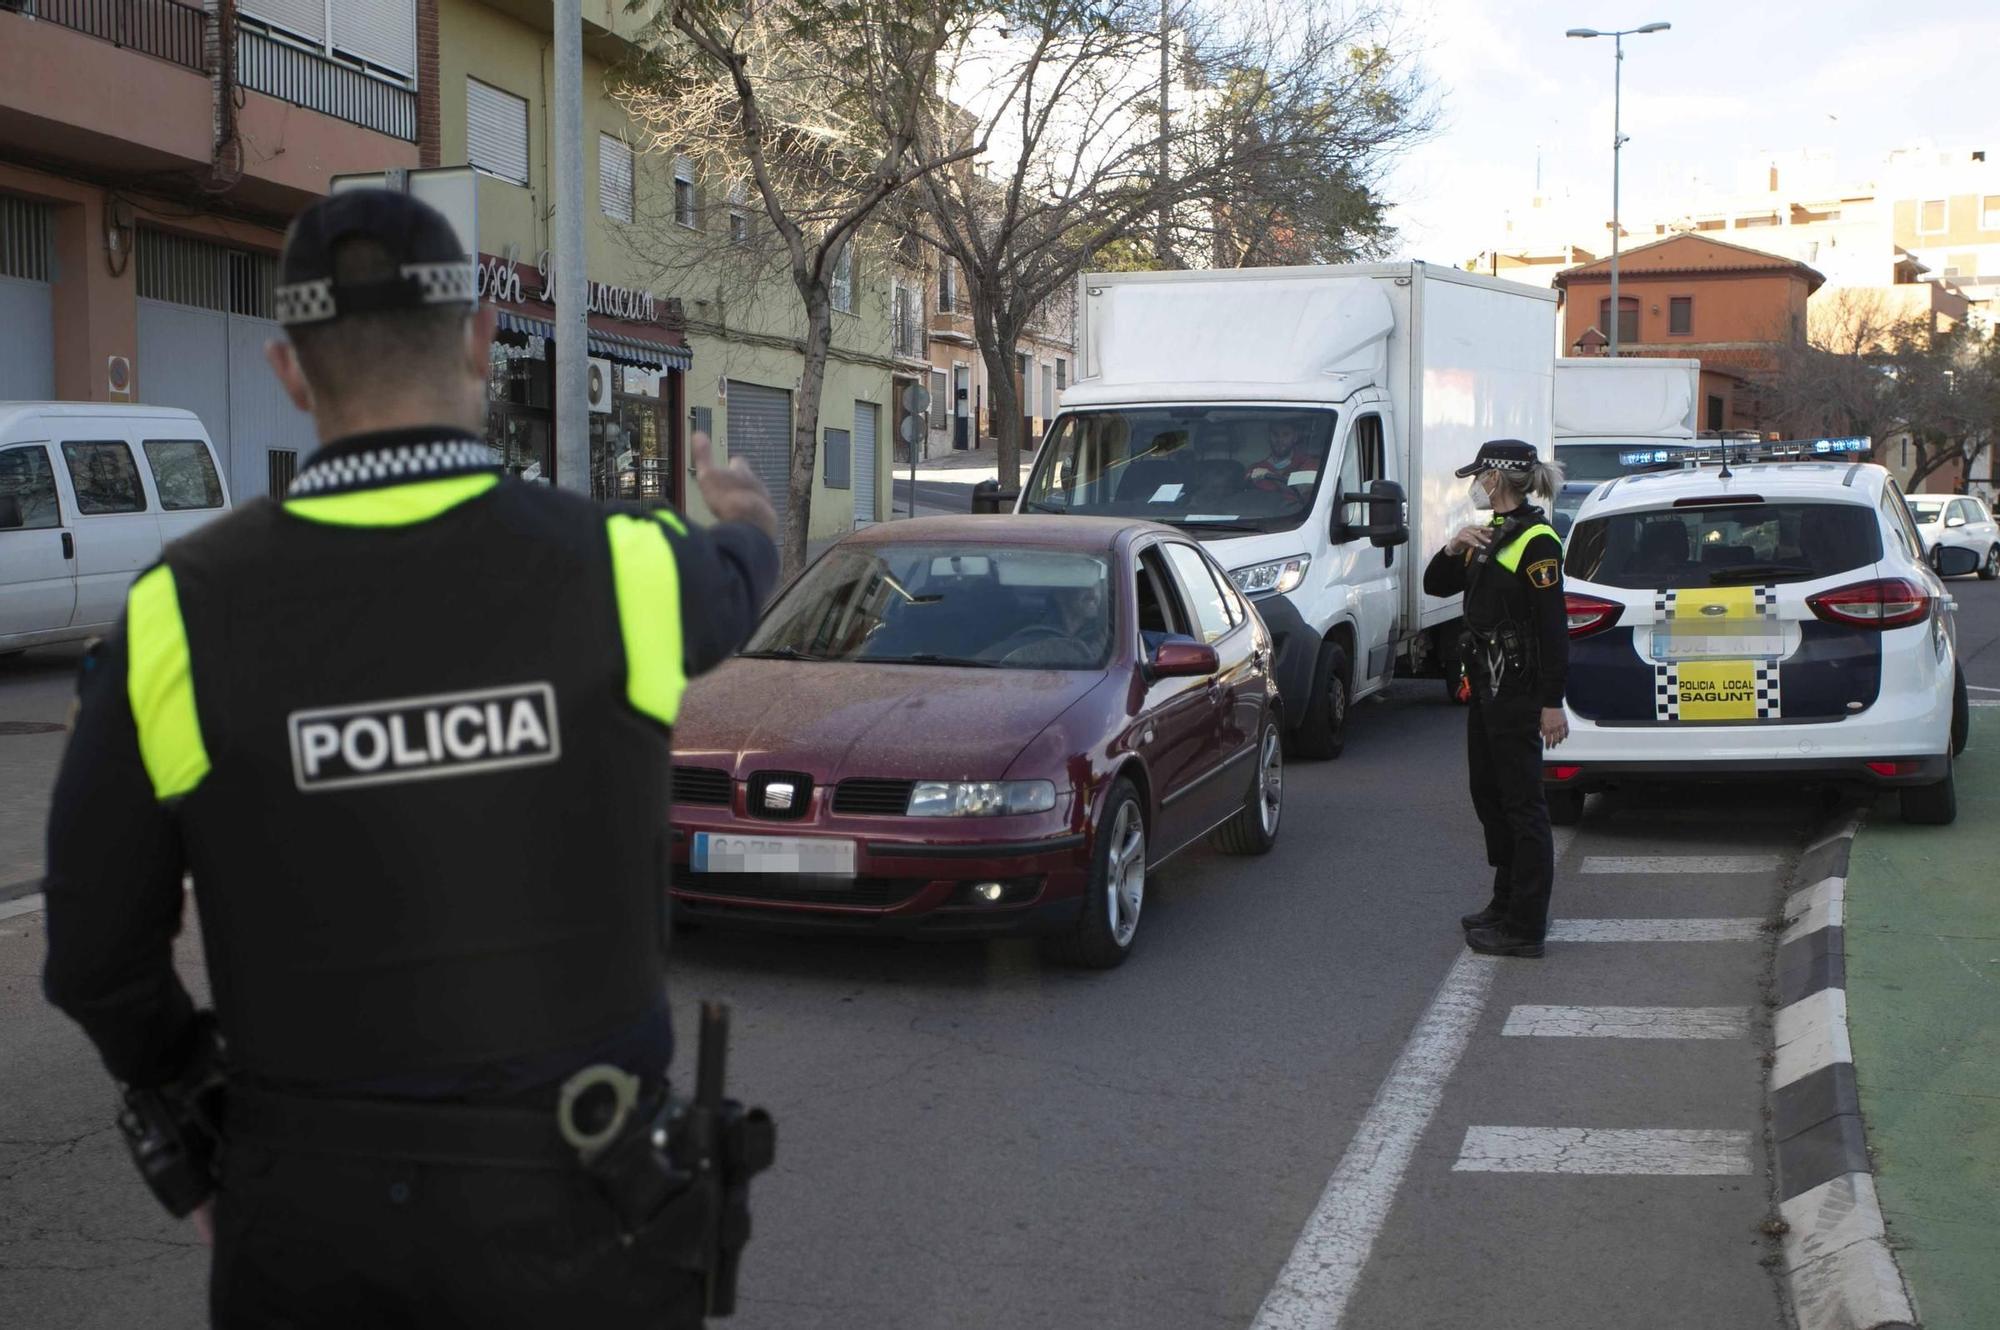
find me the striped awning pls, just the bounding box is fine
[494,310,692,371]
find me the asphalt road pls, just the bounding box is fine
[2,574,1994,1328]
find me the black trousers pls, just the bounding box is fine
[1466,690,1554,940]
[210,1139,708,1329]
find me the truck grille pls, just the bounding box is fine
[831,779,916,816]
[672,767,732,806]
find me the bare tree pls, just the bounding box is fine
[1889,326,2000,490]
[619,0,989,573]
[909,0,1431,487]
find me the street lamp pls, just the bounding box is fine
[1568,21,1671,357]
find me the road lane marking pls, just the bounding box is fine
[1547,917,1765,942]
[0,894,45,922]
[1452,1126,1755,1175]
[1501,1005,1752,1039]
[1250,951,1498,1330]
[1968,683,2000,692]
[1581,854,1782,874]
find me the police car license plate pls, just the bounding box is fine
[691,833,856,876]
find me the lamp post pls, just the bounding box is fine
[1566,21,1670,357]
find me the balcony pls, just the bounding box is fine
[236,19,416,142]
[2,0,209,73]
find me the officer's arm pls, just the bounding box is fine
[658,517,781,676]
[41,633,199,1088]
[1423,545,1468,598]
[1519,533,1570,708]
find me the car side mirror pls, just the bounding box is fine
[1151,635,1220,678]
[1934,544,1980,577]
[1337,479,1409,548]
[1944,514,1967,528]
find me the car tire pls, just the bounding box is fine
[1900,762,1957,826]
[1290,639,1351,760]
[1951,667,1969,757]
[1981,545,1999,580]
[1546,786,1585,827]
[1212,717,1283,855]
[1047,779,1147,969]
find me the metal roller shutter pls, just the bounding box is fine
[852,400,879,526]
[468,79,530,186]
[239,0,327,43]
[725,382,793,538]
[332,0,417,75]
[0,196,54,400]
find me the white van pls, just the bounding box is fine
[0,404,233,654]
[1017,263,1557,757]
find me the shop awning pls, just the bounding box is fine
[494,310,692,371]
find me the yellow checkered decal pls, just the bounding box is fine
[1653,586,1782,722]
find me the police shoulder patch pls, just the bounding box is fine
[1526,558,1560,589]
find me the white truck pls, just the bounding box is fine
[1015,262,1558,757]
[1549,357,1701,537]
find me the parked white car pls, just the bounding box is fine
[1551,458,1975,826]
[1,404,232,654]
[1905,493,2000,580]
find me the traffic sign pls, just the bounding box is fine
[898,415,924,445]
[901,383,931,415]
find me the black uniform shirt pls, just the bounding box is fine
[43,426,777,1097]
[1423,504,1569,709]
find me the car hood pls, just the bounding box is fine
[675,658,1110,783]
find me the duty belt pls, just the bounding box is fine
[228,1083,580,1169]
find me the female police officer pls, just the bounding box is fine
[1423,440,1569,958]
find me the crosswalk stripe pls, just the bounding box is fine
[1547,917,1765,942]
[1452,1126,1755,1175]
[1581,854,1782,875]
[1501,1005,1752,1039]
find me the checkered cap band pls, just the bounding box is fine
[289,439,498,497]
[275,260,479,328]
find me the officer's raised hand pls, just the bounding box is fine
[694,431,777,540]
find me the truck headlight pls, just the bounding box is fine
[1230,555,1311,596]
[907,780,1059,817]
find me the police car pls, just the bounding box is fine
[1549,446,1976,826]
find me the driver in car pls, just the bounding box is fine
[1245,421,1322,506]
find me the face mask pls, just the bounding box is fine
[1470,476,1494,511]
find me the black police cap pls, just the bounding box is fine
[1455,439,1539,478]
[275,189,478,329]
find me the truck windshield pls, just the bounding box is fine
[1023,407,1335,535]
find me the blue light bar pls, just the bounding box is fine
[1619,447,1685,467]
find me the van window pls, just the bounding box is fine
[0,445,62,530]
[143,439,225,511]
[60,441,148,515]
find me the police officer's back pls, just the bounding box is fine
[41,190,779,1327]
[1423,440,1570,958]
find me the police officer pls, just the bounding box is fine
[1423,440,1569,959]
[41,190,779,1326]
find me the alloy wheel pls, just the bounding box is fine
[1257,728,1284,838]
[1104,802,1146,948]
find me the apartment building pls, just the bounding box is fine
[918,253,1074,462]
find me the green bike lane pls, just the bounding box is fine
[1846,707,2000,1330]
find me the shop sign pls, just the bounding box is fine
[475,247,659,324]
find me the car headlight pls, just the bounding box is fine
[907,780,1058,817]
[1229,555,1311,596]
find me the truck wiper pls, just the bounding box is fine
[1706,563,1815,585]
[1167,517,1261,532]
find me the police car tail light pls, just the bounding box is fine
[1807,578,1930,630]
[1564,593,1623,639]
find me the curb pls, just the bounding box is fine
[1770,813,1919,1330]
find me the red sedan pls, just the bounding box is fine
[669,516,1284,966]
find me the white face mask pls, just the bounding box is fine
[1470,475,1494,511]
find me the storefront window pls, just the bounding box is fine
[591,364,676,502]
[488,340,553,482]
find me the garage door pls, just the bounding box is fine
[136,230,315,499]
[0,196,55,401]
[725,381,792,537]
[852,400,879,526]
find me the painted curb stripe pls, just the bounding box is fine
[1793,837,1853,891]
[1775,926,1846,1007]
[0,894,45,922]
[1781,878,1844,945]
[1773,988,1853,1091]
[1779,1172,1917,1330]
[1773,1061,1862,1146]
[1778,1113,1872,1202]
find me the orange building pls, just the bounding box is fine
[1553,233,1824,434]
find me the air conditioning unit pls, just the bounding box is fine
[587,357,614,414]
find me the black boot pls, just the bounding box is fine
[1460,906,1505,931]
[1465,926,1544,958]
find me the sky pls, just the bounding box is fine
[1382,0,2000,265]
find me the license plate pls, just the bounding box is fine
[691,832,856,876]
[1650,627,1787,660]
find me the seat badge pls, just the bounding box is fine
[763,781,797,812]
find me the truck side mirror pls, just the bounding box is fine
[1337,479,1409,548]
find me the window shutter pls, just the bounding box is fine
[332,0,417,75]
[468,79,530,186]
[599,135,634,223]
[239,0,326,43]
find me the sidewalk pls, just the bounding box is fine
[1845,710,2000,1330]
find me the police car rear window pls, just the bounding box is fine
[1566,501,1881,589]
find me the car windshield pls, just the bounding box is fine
[1906,498,1946,523]
[1566,501,1883,589]
[1021,407,1334,534]
[745,544,1115,670]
